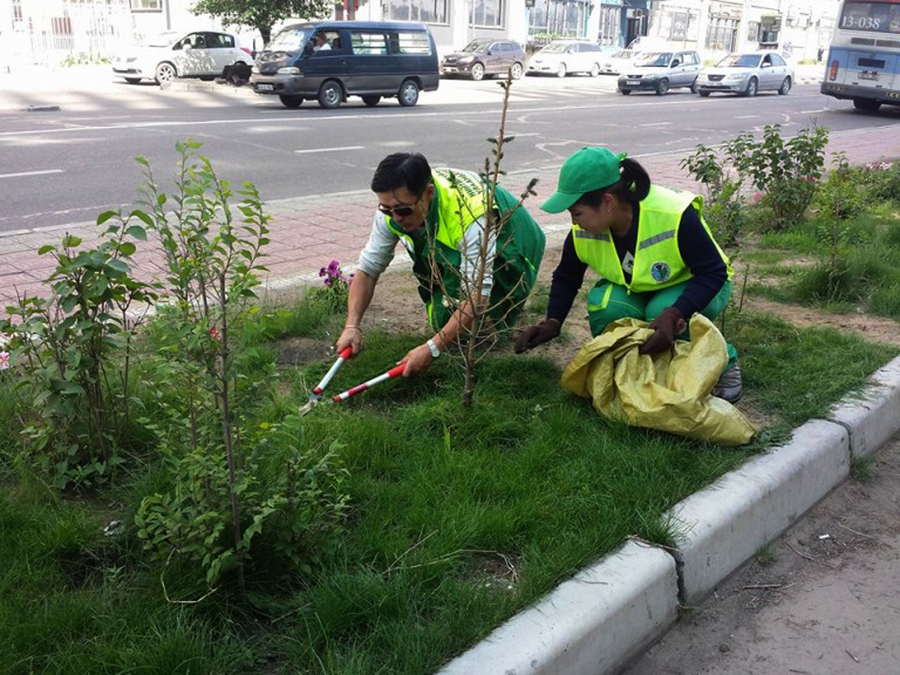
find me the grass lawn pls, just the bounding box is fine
[2,197,900,675]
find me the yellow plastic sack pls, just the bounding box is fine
[560,313,756,446]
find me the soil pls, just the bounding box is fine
[623,434,900,675]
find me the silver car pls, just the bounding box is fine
[695,51,794,97]
[526,40,611,78]
[617,50,702,95]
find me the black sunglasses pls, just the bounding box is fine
[377,203,417,218]
[377,189,426,219]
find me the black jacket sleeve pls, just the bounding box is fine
[546,231,588,326]
[671,205,728,318]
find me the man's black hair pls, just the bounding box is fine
[371,153,432,194]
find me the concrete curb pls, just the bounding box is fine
[670,419,849,606]
[435,366,900,675]
[827,354,900,458]
[437,541,679,675]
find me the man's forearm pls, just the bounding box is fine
[433,297,486,350]
[346,270,378,327]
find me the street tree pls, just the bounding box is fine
[191,0,331,45]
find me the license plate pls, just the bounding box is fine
[257,83,274,91]
[626,80,639,85]
[860,71,879,81]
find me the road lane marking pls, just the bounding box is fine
[734,115,759,119]
[0,169,64,179]
[639,122,673,127]
[294,146,364,154]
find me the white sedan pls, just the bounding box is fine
[695,51,795,97]
[526,41,612,78]
[112,30,253,85]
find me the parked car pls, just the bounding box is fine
[526,40,610,77]
[617,50,702,95]
[440,39,526,81]
[112,30,253,85]
[598,49,639,75]
[250,21,439,109]
[695,51,794,97]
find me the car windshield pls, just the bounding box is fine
[142,31,181,47]
[541,42,575,54]
[462,39,493,53]
[717,54,761,68]
[636,52,673,67]
[609,50,632,59]
[268,26,311,51]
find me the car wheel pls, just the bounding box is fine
[124,77,142,84]
[556,63,567,78]
[619,89,631,95]
[318,80,343,109]
[154,62,177,85]
[590,63,600,77]
[470,63,485,81]
[690,77,698,94]
[778,77,792,95]
[743,77,758,97]
[655,78,669,95]
[199,75,215,81]
[698,90,711,97]
[510,62,524,80]
[279,95,303,109]
[853,98,882,111]
[362,95,381,107]
[398,79,419,107]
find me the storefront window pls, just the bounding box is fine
[528,0,591,39]
[472,0,503,27]
[385,0,448,24]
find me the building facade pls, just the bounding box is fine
[1,0,838,69]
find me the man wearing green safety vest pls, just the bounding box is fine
[336,152,545,377]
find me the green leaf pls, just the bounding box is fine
[62,234,82,248]
[131,210,154,228]
[118,242,137,257]
[96,210,118,226]
[125,225,148,241]
[37,245,55,256]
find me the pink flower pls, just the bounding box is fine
[0,351,9,370]
[209,326,221,341]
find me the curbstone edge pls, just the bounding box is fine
[437,541,678,675]
[827,354,900,458]
[669,419,850,606]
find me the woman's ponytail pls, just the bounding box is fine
[611,157,651,203]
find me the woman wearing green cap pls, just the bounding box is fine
[514,146,742,403]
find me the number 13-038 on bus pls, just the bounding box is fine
[821,0,900,112]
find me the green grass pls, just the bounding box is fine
[2,308,896,673]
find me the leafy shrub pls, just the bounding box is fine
[859,161,900,203]
[679,143,745,247]
[136,414,349,589]
[815,152,866,222]
[730,124,829,231]
[1,221,156,489]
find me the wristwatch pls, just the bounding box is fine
[426,338,441,358]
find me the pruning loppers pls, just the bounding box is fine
[299,346,354,416]
[331,364,406,403]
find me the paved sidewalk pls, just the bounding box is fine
[1,122,897,311]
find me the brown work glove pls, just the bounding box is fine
[639,307,686,355]
[515,319,561,354]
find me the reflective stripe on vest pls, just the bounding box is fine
[571,186,733,293]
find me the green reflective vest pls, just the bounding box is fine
[386,169,545,331]
[571,186,733,293]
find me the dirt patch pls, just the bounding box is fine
[625,436,900,675]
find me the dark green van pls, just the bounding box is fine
[249,21,439,109]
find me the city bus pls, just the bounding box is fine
[820,0,900,111]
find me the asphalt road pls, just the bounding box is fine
[1,72,899,234]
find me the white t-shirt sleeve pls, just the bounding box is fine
[357,211,399,278]
[459,215,495,297]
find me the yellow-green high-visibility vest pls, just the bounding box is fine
[385,168,545,330]
[571,185,732,293]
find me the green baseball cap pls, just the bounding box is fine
[540,147,627,213]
